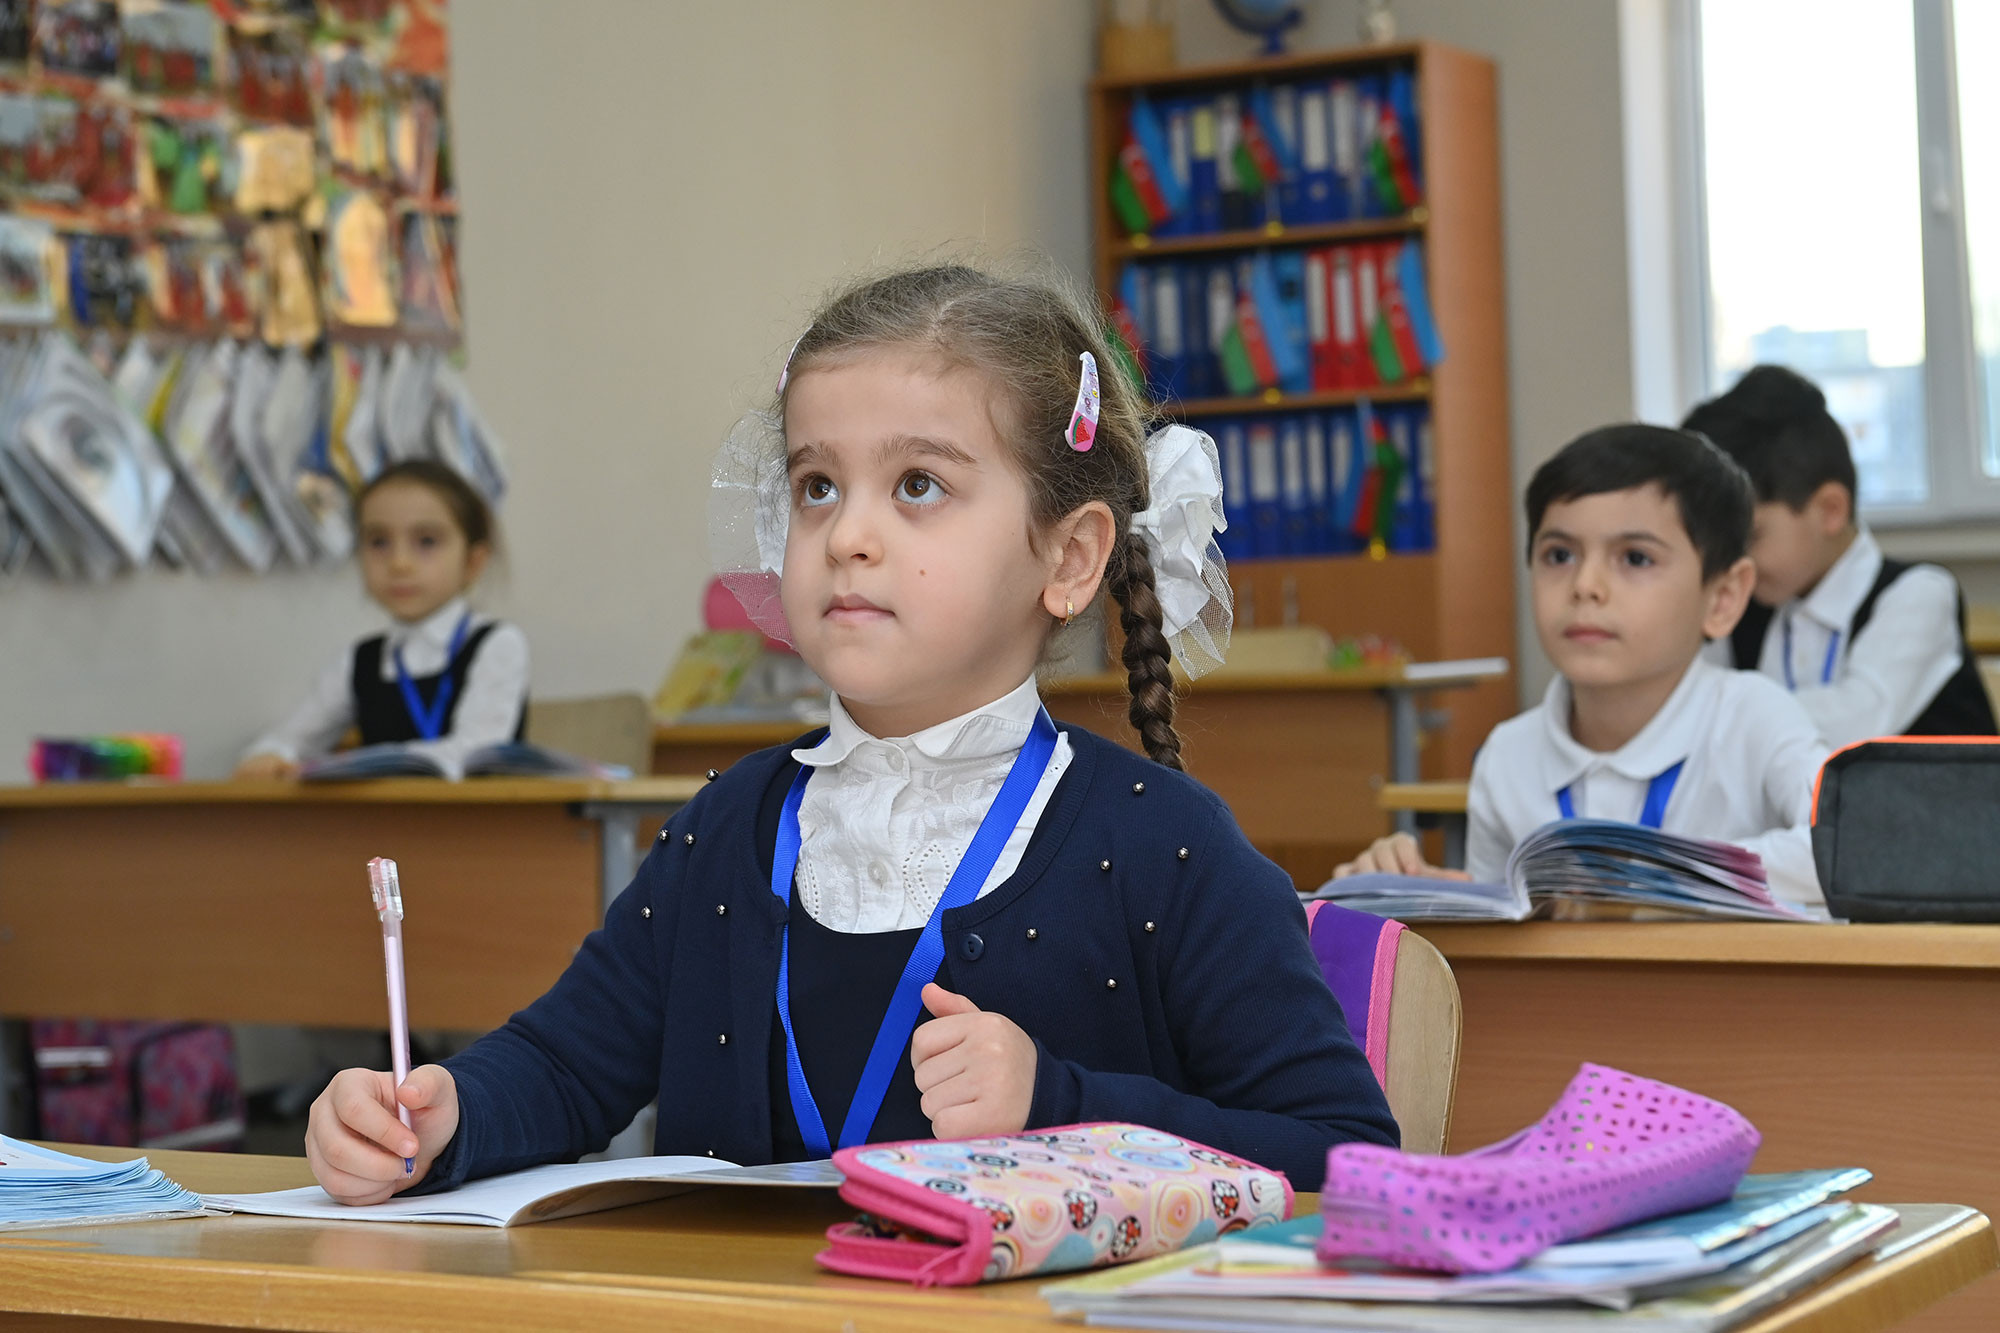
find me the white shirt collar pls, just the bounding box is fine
[1540,656,1713,791]
[794,675,1044,769]
[388,596,472,651]
[1797,525,1882,632]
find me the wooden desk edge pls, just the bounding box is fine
[0,1249,1060,1333]
[1740,1210,1997,1333]
[1410,921,2000,969]
[0,776,707,809]
[1377,781,1471,814]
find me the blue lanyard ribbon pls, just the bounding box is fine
[770,707,1058,1158]
[393,612,471,741]
[1557,759,1685,829]
[1780,614,1840,691]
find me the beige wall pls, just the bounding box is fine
[0,0,1094,777]
[8,1,1990,777]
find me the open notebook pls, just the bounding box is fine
[1311,819,1824,923]
[299,740,632,783]
[201,1155,841,1227]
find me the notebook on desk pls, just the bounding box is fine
[1312,820,1826,923]
[201,1155,841,1227]
[298,740,632,783]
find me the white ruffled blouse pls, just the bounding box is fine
[790,676,1073,933]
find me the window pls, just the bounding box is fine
[1688,0,2000,520]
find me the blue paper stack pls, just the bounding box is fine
[0,1135,204,1229]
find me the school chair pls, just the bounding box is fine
[1305,900,1462,1153]
[524,693,653,774]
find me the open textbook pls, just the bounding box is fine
[299,740,632,783]
[202,1154,841,1227]
[1312,819,1824,922]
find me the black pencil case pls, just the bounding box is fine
[1811,738,2000,922]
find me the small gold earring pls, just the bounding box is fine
[1063,598,1075,627]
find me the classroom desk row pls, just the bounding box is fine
[0,1142,1991,1332]
[4,779,1999,1328]
[0,777,703,1128]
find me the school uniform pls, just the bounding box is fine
[1724,526,1996,746]
[422,682,1399,1193]
[243,596,529,767]
[1465,658,1829,906]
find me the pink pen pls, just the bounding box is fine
[368,857,415,1175]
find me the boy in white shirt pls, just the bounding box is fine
[1684,365,1997,745]
[1336,424,1830,906]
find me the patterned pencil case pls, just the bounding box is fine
[1319,1063,1760,1273]
[816,1123,1293,1285]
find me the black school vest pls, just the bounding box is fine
[350,621,528,746]
[751,761,931,1162]
[1730,558,1997,737]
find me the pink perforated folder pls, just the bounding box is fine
[1319,1063,1760,1273]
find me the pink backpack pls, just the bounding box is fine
[1302,899,1404,1090]
[30,1019,244,1151]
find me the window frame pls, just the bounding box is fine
[1675,0,2000,527]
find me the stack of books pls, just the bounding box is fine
[1312,820,1823,922]
[1045,1170,1916,1331]
[0,1137,204,1230]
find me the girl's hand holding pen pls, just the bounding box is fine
[304,1064,459,1205]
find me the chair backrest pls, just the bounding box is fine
[1304,900,1463,1154]
[524,693,653,773]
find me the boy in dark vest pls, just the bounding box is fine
[1684,365,1996,745]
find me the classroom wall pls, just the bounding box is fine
[0,0,1094,778]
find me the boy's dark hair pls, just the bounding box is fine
[355,460,495,549]
[1679,365,1856,511]
[1525,424,1754,581]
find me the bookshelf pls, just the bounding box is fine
[1088,40,1514,779]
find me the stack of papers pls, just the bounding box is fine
[0,1136,206,1230]
[1046,1170,1896,1332]
[1313,819,1822,922]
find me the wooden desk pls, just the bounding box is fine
[0,1146,1990,1332]
[1409,921,2000,1333]
[0,778,702,1134]
[653,662,1508,889]
[1967,604,2000,657]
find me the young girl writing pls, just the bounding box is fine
[235,460,528,779]
[303,265,1397,1202]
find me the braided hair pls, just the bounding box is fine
[778,264,1185,769]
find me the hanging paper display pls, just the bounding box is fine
[0,0,500,583]
[0,0,460,346]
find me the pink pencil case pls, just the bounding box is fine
[816,1123,1293,1285]
[1320,1063,1760,1273]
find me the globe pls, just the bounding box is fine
[1212,0,1303,55]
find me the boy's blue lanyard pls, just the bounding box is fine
[1556,759,1685,829]
[393,612,472,741]
[1781,613,1840,691]
[769,707,1058,1159]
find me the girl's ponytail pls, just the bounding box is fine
[1107,529,1183,771]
